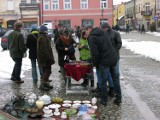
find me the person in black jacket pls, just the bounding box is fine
[55,30,77,82]
[101,22,122,105]
[85,25,118,106]
[26,25,43,84]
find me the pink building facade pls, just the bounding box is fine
[41,0,113,29]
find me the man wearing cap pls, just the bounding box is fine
[85,25,118,106]
[8,21,27,83]
[26,25,43,85]
[101,22,122,105]
[37,25,55,91]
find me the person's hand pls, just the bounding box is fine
[65,48,69,51]
[73,43,77,47]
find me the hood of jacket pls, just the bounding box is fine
[89,27,104,36]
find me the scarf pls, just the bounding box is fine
[60,36,70,46]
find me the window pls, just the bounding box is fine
[64,0,71,10]
[59,20,71,28]
[145,2,150,13]
[82,19,94,26]
[52,0,59,10]
[44,0,50,10]
[7,0,14,10]
[100,0,108,9]
[21,0,27,3]
[31,0,37,3]
[81,0,88,9]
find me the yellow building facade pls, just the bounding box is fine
[113,3,125,26]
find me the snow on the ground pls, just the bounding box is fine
[146,31,160,36]
[122,39,160,62]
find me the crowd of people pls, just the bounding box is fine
[8,21,122,106]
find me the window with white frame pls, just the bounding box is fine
[81,0,88,9]
[44,0,50,10]
[64,0,72,10]
[100,0,108,9]
[7,0,14,10]
[145,2,150,13]
[52,0,59,10]
[21,0,27,3]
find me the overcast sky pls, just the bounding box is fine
[113,0,131,5]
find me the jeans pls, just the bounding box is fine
[12,58,22,81]
[110,60,122,100]
[99,64,110,101]
[96,67,114,89]
[31,59,43,82]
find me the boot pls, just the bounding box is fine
[91,83,99,93]
[44,82,53,89]
[39,82,50,91]
[108,87,115,97]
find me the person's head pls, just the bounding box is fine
[39,25,48,33]
[101,22,110,31]
[63,30,70,39]
[58,23,63,30]
[81,30,87,39]
[84,24,93,38]
[31,25,38,31]
[14,21,23,31]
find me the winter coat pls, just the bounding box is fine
[78,38,91,61]
[8,29,27,59]
[37,33,55,67]
[88,28,118,68]
[55,36,76,67]
[26,30,39,59]
[106,28,122,59]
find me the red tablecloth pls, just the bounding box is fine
[64,63,92,81]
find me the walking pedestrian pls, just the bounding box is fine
[26,25,43,84]
[8,21,27,83]
[141,24,145,34]
[85,25,118,106]
[126,24,130,33]
[101,22,122,105]
[37,25,55,91]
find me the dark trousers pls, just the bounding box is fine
[12,58,22,81]
[42,65,51,82]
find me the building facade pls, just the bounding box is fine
[0,0,40,28]
[41,0,113,28]
[113,2,125,26]
[125,0,134,28]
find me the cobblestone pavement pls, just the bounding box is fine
[0,32,160,120]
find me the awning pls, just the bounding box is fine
[118,15,124,20]
[20,18,38,22]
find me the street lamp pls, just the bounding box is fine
[101,5,104,24]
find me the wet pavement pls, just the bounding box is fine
[0,31,160,120]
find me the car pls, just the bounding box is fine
[1,29,29,50]
[0,27,7,37]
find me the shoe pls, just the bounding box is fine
[91,80,94,87]
[44,83,53,89]
[58,70,61,73]
[10,76,16,81]
[108,89,115,97]
[100,100,107,106]
[81,79,88,87]
[15,80,24,84]
[39,85,50,91]
[48,79,52,82]
[114,99,122,105]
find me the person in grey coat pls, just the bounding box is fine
[8,21,27,84]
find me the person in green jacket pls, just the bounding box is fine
[8,21,27,83]
[78,30,94,87]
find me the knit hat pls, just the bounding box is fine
[14,21,23,29]
[39,25,48,32]
[31,25,37,31]
[101,22,110,29]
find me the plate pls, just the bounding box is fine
[62,103,71,107]
[73,100,81,104]
[72,103,81,108]
[48,104,61,109]
[54,112,60,116]
[63,100,72,104]
[82,100,90,104]
[43,113,53,118]
[44,100,51,105]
